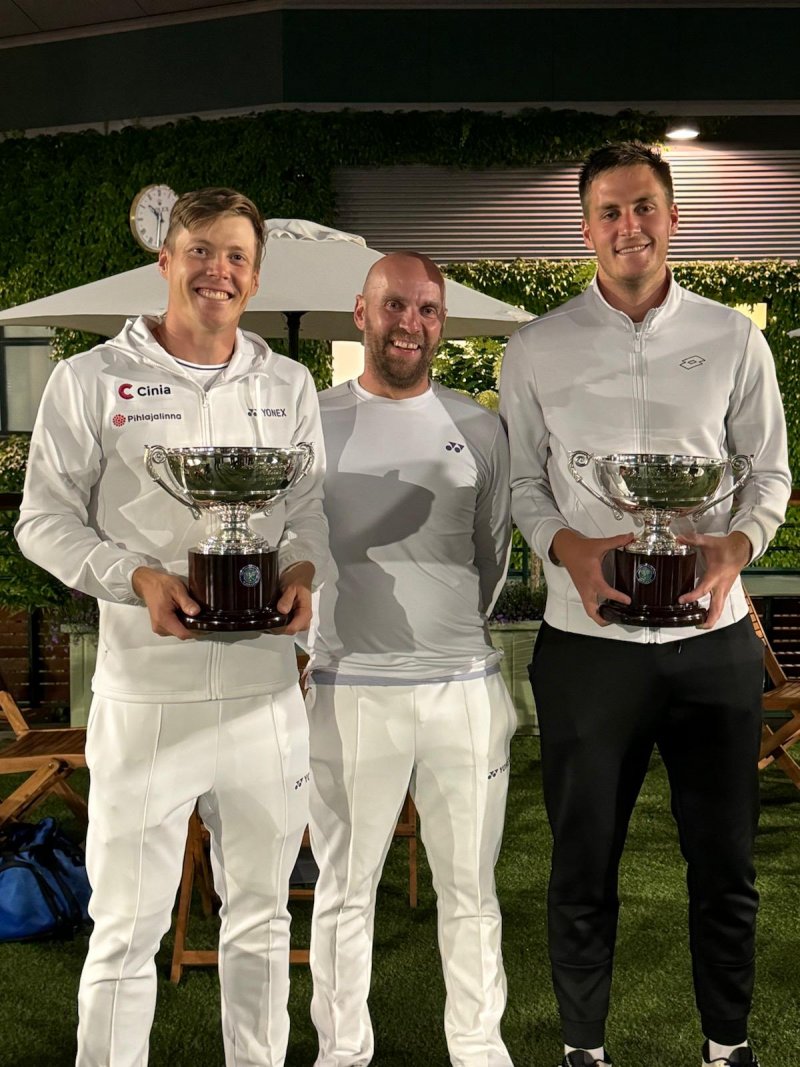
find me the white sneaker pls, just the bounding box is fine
[701,1041,759,1066]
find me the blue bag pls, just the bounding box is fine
[0,817,91,941]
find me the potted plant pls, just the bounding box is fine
[489,563,546,735]
[0,434,98,725]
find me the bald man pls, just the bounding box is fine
[306,253,517,1067]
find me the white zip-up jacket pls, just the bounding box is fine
[500,275,791,643]
[16,316,329,701]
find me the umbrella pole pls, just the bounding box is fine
[284,311,306,361]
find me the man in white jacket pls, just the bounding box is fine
[499,143,790,1067]
[16,188,328,1067]
[306,252,517,1067]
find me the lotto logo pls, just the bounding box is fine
[446,441,464,453]
[679,356,706,370]
[112,414,126,427]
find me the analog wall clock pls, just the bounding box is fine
[129,184,178,253]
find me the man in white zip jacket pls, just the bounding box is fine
[16,188,328,1067]
[499,144,790,1067]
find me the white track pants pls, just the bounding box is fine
[307,673,516,1067]
[76,686,309,1067]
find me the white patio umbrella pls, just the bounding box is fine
[0,219,532,356]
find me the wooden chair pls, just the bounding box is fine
[745,594,800,788]
[0,667,88,828]
[170,794,419,983]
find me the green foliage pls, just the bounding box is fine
[0,435,98,620]
[432,337,503,394]
[0,433,28,491]
[491,579,546,622]
[445,258,595,317]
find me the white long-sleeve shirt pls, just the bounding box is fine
[16,316,329,701]
[499,275,791,643]
[308,379,511,682]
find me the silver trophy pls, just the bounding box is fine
[568,451,752,626]
[145,444,314,631]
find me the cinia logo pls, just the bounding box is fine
[118,383,173,400]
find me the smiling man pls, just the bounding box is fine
[499,143,790,1067]
[306,252,517,1067]
[16,188,327,1067]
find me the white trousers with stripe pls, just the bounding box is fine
[307,672,516,1067]
[76,686,309,1067]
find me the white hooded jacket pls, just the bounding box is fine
[500,276,791,643]
[16,316,328,701]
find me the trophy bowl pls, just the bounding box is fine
[569,451,752,627]
[145,444,314,631]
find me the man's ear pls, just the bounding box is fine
[353,294,366,331]
[581,216,595,252]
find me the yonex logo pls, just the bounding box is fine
[680,356,706,370]
[248,407,287,417]
[294,773,310,791]
[488,758,510,780]
[446,441,464,453]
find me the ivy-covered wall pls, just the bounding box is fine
[0,108,666,333]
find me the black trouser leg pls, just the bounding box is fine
[655,617,763,1045]
[530,619,763,1050]
[530,623,664,1049]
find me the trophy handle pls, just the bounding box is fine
[144,445,201,520]
[692,454,753,520]
[295,442,315,484]
[568,450,624,520]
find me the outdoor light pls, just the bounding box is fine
[666,120,700,141]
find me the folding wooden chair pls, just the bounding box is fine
[170,795,419,983]
[745,593,800,788]
[0,667,89,827]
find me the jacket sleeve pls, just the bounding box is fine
[499,328,568,561]
[276,365,330,588]
[14,359,160,603]
[725,322,791,559]
[473,415,512,617]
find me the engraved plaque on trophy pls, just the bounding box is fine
[145,444,313,632]
[568,451,752,627]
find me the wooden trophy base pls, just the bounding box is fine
[181,547,289,632]
[598,547,707,628]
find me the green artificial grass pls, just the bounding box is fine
[0,739,797,1066]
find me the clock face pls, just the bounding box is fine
[129,184,178,252]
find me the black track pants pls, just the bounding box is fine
[529,617,764,1049]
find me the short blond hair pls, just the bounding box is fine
[164,187,265,263]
